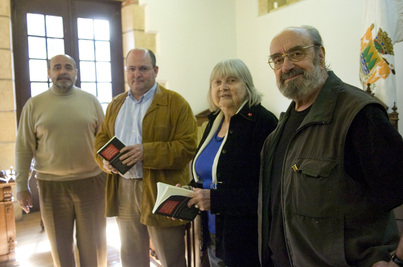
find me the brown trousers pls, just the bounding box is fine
[38,172,107,267]
[117,177,186,267]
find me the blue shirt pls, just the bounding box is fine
[195,126,224,234]
[115,83,157,178]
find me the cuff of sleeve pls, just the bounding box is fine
[16,176,29,193]
[392,254,403,267]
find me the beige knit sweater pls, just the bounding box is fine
[15,86,104,192]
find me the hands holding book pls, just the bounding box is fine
[152,182,212,221]
[99,136,144,174]
[175,184,211,211]
[102,144,142,174]
[102,160,120,174]
[153,182,200,221]
[186,186,211,211]
[120,144,144,165]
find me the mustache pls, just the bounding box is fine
[280,68,305,83]
[57,75,71,81]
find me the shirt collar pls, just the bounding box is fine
[128,82,158,103]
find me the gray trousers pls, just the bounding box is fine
[208,232,226,267]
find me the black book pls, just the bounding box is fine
[97,136,133,175]
[152,182,199,221]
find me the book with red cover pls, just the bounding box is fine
[152,182,199,221]
[97,136,133,175]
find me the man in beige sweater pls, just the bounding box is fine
[15,54,107,267]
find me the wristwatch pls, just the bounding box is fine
[392,254,403,267]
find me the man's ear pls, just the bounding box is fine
[319,46,326,60]
[319,46,326,66]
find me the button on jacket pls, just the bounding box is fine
[94,84,198,227]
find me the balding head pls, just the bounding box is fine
[48,54,78,92]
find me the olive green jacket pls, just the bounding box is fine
[258,72,400,266]
[94,85,198,227]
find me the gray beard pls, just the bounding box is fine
[278,64,325,102]
[54,81,74,92]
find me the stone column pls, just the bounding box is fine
[121,0,156,90]
[0,0,16,173]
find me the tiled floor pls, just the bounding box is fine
[5,211,159,267]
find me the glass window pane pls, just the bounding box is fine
[96,62,111,82]
[77,18,94,39]
[101,104,108,114]
[27,13,45,36]
[46,15,64,38]
[80,61,96,82]
[28,37,47,59]
[47,38,65,58]
[95,41,110,61]
[97,82,112,102]
[80,82,97,96]
[94,19,110,41]
[29,59,48,82]
[30,82,49,97]
[79,40,95,61]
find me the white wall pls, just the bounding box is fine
[139,0,237,115]
[236,0,403,133]
[395,42,403,133]
[139,0,403,133]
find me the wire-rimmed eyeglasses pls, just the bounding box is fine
[267,44,317,70]
[124,66,153,74]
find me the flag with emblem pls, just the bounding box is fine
[360,0,403,111]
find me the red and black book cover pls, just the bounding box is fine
[97,136,133,175]
[154,195,199,221]
[152,182,199,221]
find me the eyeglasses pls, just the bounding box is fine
[267,44,317,70]
[124,66,153,74]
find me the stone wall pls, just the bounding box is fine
[0,0,16,173]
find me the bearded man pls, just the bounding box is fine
[258,26,403,267]
[15,54,107,267]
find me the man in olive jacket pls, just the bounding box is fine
[259,26,403,266]
[94,48,197,267]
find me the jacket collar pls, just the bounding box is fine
[142,84,168,114]
[238,102,260,122]
[151,84,168,105]
[208,101,261,123]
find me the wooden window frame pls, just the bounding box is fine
[11,0,125,124]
